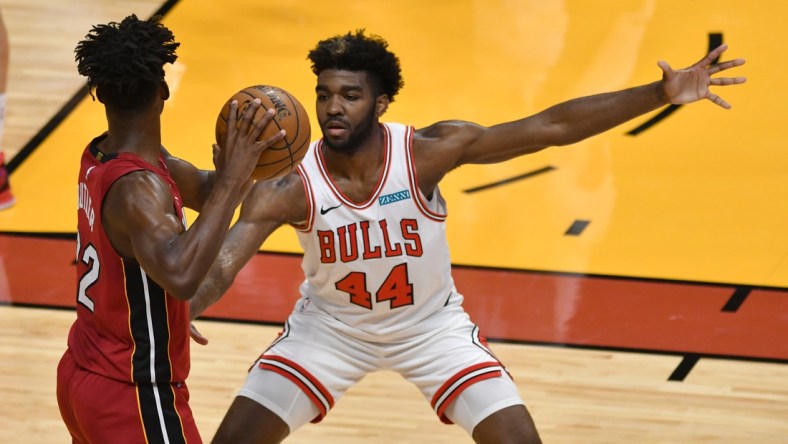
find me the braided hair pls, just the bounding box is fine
[308,29,404,102]
[74,14,179,114]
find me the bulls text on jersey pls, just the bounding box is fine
[317,218,423,263]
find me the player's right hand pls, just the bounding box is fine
[219,99,286,182]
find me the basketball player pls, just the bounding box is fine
[190,31,746,443]
[57,14,284,443]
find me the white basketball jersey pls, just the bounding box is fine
[295,123,461,341]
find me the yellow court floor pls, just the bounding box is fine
[0,0,780,287]
[0,1,787,443]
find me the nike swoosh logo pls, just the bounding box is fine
[320,203,342,215]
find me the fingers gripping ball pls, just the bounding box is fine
[216,85,311,180]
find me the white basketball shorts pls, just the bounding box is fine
[236,296,524,434]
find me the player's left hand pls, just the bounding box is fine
[659,43,746,109]
[190,322,209,346]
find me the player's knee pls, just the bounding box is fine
[471,404,541,444]
[212,396,289,444]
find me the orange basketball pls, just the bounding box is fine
[215,85,311,181]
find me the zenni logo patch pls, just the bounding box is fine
[378,190,411,206]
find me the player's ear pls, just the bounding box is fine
[375,94,390,117]
[160,81,170,100]
[95,86,105,104]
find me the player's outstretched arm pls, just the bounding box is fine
[430,45,746,168]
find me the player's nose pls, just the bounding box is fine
[325,96,344,116]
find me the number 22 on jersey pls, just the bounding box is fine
[75,232,98,312]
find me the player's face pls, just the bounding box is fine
[316,69,380,154]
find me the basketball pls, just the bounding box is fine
[215,85,311,181]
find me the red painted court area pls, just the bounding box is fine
[3,234,786,362]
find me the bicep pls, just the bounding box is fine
[415,119,548,176]
[414,121,534,191]
[456,115,556,165]
[164,153,214,211]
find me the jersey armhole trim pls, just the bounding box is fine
[291,165,314,232]
[405,125,447,222]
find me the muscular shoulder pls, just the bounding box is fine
[414,120,485,164]
[415,120,483,142]
[102,170,182,258]
[411,120,485,191]
[107,169,174,210]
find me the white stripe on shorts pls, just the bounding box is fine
[258,355,334,417]
[432,361,503,419]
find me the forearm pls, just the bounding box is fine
[190,170,218,212]
[188,214,278,316]
[189,257,235,320]
[463,81,670,165]
[186,178,300,310]
[165,175,244,299]
[544,81,667,146]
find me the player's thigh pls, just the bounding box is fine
[57,350,87,443]
[447,375,532,438]
[391,317,523,424]
[235,365,321,434]
[57,351,199,443]
[238,310,379,428]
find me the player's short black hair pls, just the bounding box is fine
[74,14,179,114]
[308,29,404,102]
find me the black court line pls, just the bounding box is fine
[451,260,788,294]
[0,231,76,240]
[7,85,89,174]
[448,258,788,294]
[722,286,752,312]
[626,32,724,137]
[463,165,556,194]
[6,0,183,174]
[626,104,682,136]
[55,301,788,367]
[668,354,701,381]
[565,220,590,236]
[493,340,788,366]
[151,0,182,18]
[5,302,787,366]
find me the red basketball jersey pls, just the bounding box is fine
[70,133,190,384]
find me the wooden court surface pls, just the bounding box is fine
[0,0,786,442]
